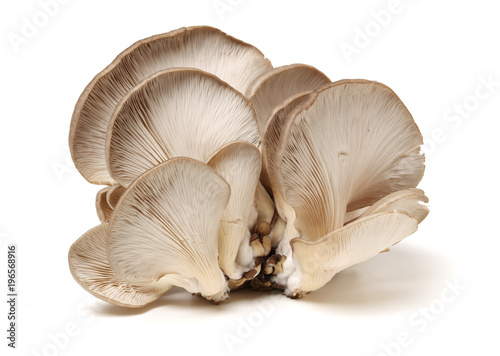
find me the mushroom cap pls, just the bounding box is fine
[207,141,262,224]
[207,141,262,278]
[261,92,314,255]
[246,64,330,132]
[275,79,425,241]
[343,188,429,225]
[262,91,314,214]
[106,68,260,187]
[69,26,272,185]
[289,212,418,293]
[248,64,330,195]
[358,188,429,223]
[69,224,171,308]
[107,157,230,301]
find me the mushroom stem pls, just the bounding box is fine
[254,183,275,224]
[219,221,254,279]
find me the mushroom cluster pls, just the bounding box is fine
[68,26,429,307]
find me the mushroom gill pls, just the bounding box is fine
[68,28,429,306]
[70,26,272,185]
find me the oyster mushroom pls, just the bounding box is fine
[262,92,314,254]
[271,80,427,295]
[246,64,330,194]
[69,224,171,308]
[107,157,231,303]
[288,189,429,296]
[356,188,429,223]
[72,157,232,304]
[68,26,431,305]
[275,79,425,241]
[106,68,260,187]
[246,64,330,133]
[288,212,421,297]
[69,26,272,185]
[206,141,262,279]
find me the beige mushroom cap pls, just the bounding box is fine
[275,79,425,242]
[246,64,330,132]
[106,68,260,187]
[107,157,231,302]
[69,224,171,308]
[262,92,315,255]
[357,188,429,223]
[288,212,418,295]
[69,26,272,185]
[262,91,314,213]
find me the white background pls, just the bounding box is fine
[1,0,499,355]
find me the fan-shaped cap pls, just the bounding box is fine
[69,26,272,185]
[107,157,230,302]
[288,212,418,294]
[106,68,260,187]
[261,92,314,255]
[262,92,314,214]
[246,64,330,132]
[69,224,171,307]
[275,80,425,242]
[358,188,429,223]
[207,141,262,278]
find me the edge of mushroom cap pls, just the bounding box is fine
[106,155,231,238]
[245,63,330,98]
[262,90,315,194]
[286,210,419,294]
[104,67,260,187]
[68,224,170,308]
[274,79,425,213]
[106,156,231,299]
[69,25,271,185]
[206,140,263,278]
